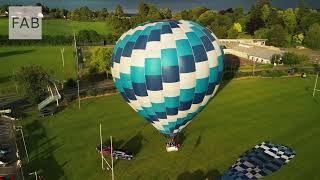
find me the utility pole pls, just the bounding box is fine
[77,80,80,109]
[99,124,105,170]
[15,126,29,163]
[12,70,18,94]
[110,136,114,180]
[252,59,256,76]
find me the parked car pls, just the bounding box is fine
[0,145,11,157]
[96,144,133,160]
[0,160,7,167]
[39,106,58,117]
[96,144,111,155]
[113,150,133,160]
[287,67,298,74]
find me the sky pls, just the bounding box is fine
[1,0,320,13]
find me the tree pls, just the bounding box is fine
[283,8,297,33]
[89,47,113,78]
[138,1,149,17]
[214,14,233,28]
[261,4,270,23]
[191,6,208,21]
[296,0,311,26]
[78,6,94,20]
[267,25,290,47]
[114,5,124,17]
[282,52,308,65]
[146,4,162,21]
[254,28,269,39]
[233,23,242,33]
[159,8,172,19]
[292,33,304,45]
[209,24,227,39]
[197,10,217,26]
[173,10,192,20]
[77,30,101,44]
[299,12,320,33]
[266,7,284,28]
[97,8,109,20]
[305,23,320,49]
[227,27,238,38]
[15,65,50,104]
[246,5,265,34]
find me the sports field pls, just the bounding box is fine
[0,19,113,36]
[19,77,320,180]
[0,46,76,95]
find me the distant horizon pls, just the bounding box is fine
[1,0,320,13]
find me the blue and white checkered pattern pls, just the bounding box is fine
[222,142,296,180]
[111,20,224,136]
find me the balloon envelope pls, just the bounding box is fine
[111,20,224,136]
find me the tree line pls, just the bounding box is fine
[1,0,319,49]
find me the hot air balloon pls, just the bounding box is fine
[111,20,224,150]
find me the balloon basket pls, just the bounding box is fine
[165,139,181,152]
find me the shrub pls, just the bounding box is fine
[65,78,77,88]
[282,52,308,65]
[87,88,97,96]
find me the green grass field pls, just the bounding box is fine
[0,46,76,95]
[0,18,113,36]
[19,77,320,180]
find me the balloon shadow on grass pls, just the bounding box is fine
[177,169,222,180]
[217,54,240,94]
[23,120,67,179]
[111,133,144,167]
[0,49,34,58]
[0,75,12,84]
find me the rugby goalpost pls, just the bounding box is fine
[99,123,115,180]
[313,72,319,97]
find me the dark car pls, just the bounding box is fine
[112,150,133,160]
[39,106,59,117]
[0,156,10,167]
[96,144,133,160]
[287,67,298,74]
[0,145,11,158]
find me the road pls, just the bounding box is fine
[0,118,23,180]
[0,81,116,109]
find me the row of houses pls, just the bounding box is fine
[219,39,285,64]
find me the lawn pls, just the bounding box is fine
[0,18,113,36]
[18,77,320,180]
[0,46,76,95]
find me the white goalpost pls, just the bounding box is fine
[313,72,319,97]
[61,48,65,67]
[99,123,115,180]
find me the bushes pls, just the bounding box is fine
[0,30,115,46]
[305,23,320,50]
[0,35,73,45]
[259,70,287,77]
[65,78,77,88]
[282,52,308,65]
[77,30,102,45]
[86,89,97,96]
